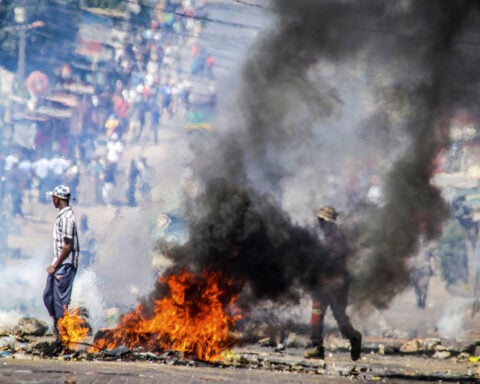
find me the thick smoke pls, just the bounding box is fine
[351,0,480,308]
[156,0,480,313]
[158,178,325,304]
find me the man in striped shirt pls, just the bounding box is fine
[43,185,80,337]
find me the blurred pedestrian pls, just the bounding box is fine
[106,133,124,185]
[410,234,436,309]
[79,215,96,269]
[452,195,478,249]
[138,157,153,201]
[6,162,25,218]
[32,154,50,204]
[160,80,174,119]
[205,54,215,79]
[88,156,105,205]
[126,159,140,207]
[437,218,469,288]
[65,161,80,202]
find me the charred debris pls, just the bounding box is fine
[0,315,480,382]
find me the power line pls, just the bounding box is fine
[172,9,261,30]
[6,1,480,56]
[227,0,273,11]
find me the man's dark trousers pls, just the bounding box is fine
[43,263,77,323]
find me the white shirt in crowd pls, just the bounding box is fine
[107,138,124,163]
[32,157,50,179]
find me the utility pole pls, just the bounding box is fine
[3,4,43,82]
[13,5,26,81]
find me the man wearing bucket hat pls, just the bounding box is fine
[304,206,362,361]
[43,185,80,339]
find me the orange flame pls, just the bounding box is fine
[57,308,90,350]
[93,269,241,362]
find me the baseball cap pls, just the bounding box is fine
[46,185,71,200]
[316,206,337,222]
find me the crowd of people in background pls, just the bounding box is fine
[342,145,480,310]
[0,0,215,217]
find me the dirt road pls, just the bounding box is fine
[1,359,350,384]
[1,344,479,384]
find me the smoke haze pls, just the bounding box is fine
[0,248,50,326]
[161,0,480,312]
[3,0,480,333]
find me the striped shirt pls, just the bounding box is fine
[52,206,80,268]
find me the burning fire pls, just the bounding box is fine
[93,269,241,362]
[57,307,90,350]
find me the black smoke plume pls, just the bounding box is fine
[351,0,480,308]
[153,0,480,313]
[154,178,325,308]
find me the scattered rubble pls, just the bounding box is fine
[0,317,479,381]
[13,317,48,338]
